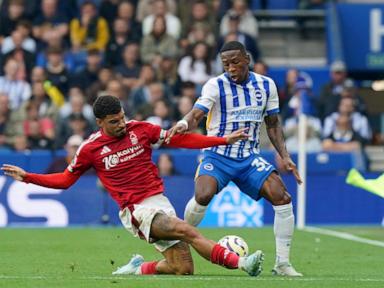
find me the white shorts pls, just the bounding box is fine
[119,193,180,252]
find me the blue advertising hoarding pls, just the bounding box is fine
[0,174,383,227]
[335,4,384,71]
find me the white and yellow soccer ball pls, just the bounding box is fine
[218,235,249,257]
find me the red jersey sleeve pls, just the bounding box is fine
[67,143,93,176]
[164,133,227,149]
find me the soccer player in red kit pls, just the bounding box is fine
[2,95,264,277]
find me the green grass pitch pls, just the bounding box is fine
[0,227,383,288]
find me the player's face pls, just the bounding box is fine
[221,50,250,84]
[98,110,127,137]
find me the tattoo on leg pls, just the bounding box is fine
[152,213,174,233]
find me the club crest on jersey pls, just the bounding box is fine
[254,90,264,106]
[129,131,138,144]
[204,163,214,171]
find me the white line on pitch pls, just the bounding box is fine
[304,226,384,248]
[0,275,384,282]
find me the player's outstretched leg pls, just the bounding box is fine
[150,213,264,277]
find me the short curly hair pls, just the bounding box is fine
[220,41,247,55]
[93,95,122,119]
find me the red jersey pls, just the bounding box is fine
[23,122,229,209]
[68,121,166,208]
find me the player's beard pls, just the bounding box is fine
[116,128,126,137]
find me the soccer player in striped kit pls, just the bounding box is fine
[168,41,303,276]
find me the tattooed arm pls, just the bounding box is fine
[265,114,302,184]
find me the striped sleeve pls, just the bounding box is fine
[265,78,280,115]
[193,78,218,114]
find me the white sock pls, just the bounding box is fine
[273,203,294,265]
[184,197,207,226]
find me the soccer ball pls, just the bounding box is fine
[218,235,249,257]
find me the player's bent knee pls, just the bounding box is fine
[274,192,291,206]
[195,191,214,206]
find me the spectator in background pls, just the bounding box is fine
[156,55,180,96]
[279,68,299,114]
[130,64,156,108]
[180,0,216,50]
[116,1,141,41]
[32,0,68,48]
[35,32,76,73]
[220,0,258,39]
[140,15,179,66]
[70,48,102,91]
[181,0,216,38]
[114,42,141,90]
[105,18,140,67]
[322,79,367,118]
[99,0,122,27]
[0,58,31,110]
[44,47,70,95]
[31,66,46,83]
[0,0,27,44]
[318,60,348,120]
[0,94,11,149]
[218,12,260,62]
[60,86,94,124]
[157,153,175,176]
[178,41,214,89]
[105,79,132,118]
[69,1,110,52]
[322,114,364,152]
[23,101,55,149]
[6,81,58,150]
[178,81,197,100]
[86,67,114,104]
[1,20,36,54]
[253,60,268,76]
[136,0,176,22]
[45,134,95,173]
[133,82,169,120]
[1,29,36,80]
[55,112,94,149]
[142,0,181,39]
[146,99,174,129]
[280,74,322,153]
[323,97,371,143]
[177,95,193,118]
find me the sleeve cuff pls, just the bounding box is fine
[193,103,209,114]
[266,108,280,115]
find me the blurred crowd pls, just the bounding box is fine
[0,0,372,157]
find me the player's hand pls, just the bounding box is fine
[281,157,302,184]
[225,128,249,144]
[1,164,26,181]
[165,121,188,144]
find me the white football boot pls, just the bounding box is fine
[112,254,144,275]
[239,250,264,277]
[272,262,303,277]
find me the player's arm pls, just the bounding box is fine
[264,114,302,184]
[1,164,80,189]
[166,108,205,141]
[164,128,248,149]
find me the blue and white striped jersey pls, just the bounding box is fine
[194,72,279,159]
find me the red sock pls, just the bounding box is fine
[210,244,239,269]
[140,261,158,274]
